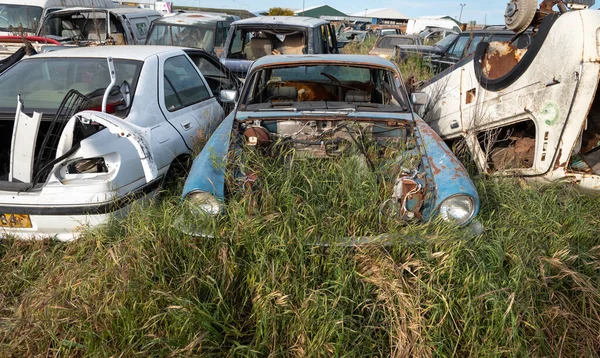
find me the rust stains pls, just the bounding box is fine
[481,41,528,80]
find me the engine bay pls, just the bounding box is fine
[231,117,429,221]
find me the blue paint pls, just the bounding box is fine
[412,116,480,223]
[181,113,235,200]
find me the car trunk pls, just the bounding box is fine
[0,90,99,191]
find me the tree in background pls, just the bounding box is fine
[264,7,295,16]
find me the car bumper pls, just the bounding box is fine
[0,179,161,241]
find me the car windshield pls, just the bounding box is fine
[0,4,43,32]
[227,27,307,60]
[377,36,416,48]
[434,33,458,49]
[0,58,142,114]
[146,24,216,51]
[242,63,409,112]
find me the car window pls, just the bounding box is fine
[434,33,458,49]
[447,35,470,58]
[0,58,142,114]
[227,27,306,60]
[130,18,149,40]
[243,64,410,110]
[186,52,236,93]
[377,36,416,48]
[147,24,216,51]
[465,35,485,56]
[163,55,211,112]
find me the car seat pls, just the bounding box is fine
[245,37,272,60]
[281,34,305,55]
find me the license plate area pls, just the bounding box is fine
[0,213,32,228]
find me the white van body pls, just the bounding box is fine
[0,0,113,36]
[418,9,600,190]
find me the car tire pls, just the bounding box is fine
[504,0,537,33]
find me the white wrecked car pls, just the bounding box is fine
[417,0,600,190]
[0,45,240,240]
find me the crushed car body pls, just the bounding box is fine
[181,55,481,237]
[0,45,240,240]
[417,0,600,190]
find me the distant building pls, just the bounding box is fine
[293,5,346,18]
[349,8,408,25]
[405,15,462,34]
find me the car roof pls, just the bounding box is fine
[251,54,396,69]
[231,16,328,28]
[30,45,188,61]
[49,6,159,15]
[153,12,232,24]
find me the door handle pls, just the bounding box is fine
[181,121,193,131]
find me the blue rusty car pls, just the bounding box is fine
[181,55,480,231]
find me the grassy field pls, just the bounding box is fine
[1,41,600,356]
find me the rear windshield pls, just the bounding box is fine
[146,24,217,52]
[0,58,142,114]
[377,36,416,49]
[227,27,307,60]
[0,4,43,32]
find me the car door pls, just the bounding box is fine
[184,49,241,115]
[158,53,225,149]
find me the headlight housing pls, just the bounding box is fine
[438,195,475,226]
[185,191,223,216]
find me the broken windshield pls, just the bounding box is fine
[242,63,409,112]
[376,36,418,49]
[0,4,43,32]
[227,27,307,60]
[146,24,216,52]
[0,58,142,114]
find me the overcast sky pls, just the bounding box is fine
[174,0,599,25]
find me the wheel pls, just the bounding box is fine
[504,0,538,33]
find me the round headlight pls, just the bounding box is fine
[185,191,222,216]
[439,195,475,226]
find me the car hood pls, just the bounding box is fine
[234,110,415,122]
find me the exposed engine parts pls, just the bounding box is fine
[237,118,427,221]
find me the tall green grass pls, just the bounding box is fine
[1,162,600,356]
[1,41,600,357]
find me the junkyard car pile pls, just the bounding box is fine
[3,0,598,240]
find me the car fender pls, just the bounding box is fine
[181,112,235,200]
[412,115,480,216]
[64,110,158,183]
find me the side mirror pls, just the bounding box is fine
[220,89,237,104]
[336,41,346,49]
[411,92,428,106]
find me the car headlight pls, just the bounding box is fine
[439,195,475,226]
[185,191,222,216]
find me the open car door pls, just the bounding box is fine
[184,49,241,114]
